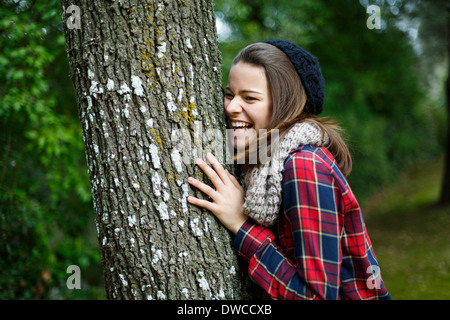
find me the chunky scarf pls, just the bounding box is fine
[242,121,329,227]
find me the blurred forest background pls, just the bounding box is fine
[0,0,448,299]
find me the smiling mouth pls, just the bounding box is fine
[231,121,254,132]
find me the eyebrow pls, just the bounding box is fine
[225,87,264,95]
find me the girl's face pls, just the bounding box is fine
[224,62,272,150]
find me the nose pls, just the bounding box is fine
[224,96,243,115]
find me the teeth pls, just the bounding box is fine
[231,121,252,128]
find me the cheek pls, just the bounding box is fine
[263,104,273,126]
[223,100,229,115]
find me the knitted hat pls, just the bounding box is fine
[261,39,325,115]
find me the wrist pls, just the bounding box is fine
[231,216,247,235]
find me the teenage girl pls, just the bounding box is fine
[186,40,391,300]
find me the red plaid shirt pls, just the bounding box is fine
[233,145,391,300]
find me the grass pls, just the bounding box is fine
[363,157,450,300]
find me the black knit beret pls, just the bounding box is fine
[261,39,325,115]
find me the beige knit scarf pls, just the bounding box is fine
[242,121,329,227]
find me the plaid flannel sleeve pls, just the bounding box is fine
[233,150,342,300]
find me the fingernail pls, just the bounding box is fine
[196,158,202,164]
[207,152,216,164]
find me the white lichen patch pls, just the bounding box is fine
[118,82,131,95]
[177,88,184,102]
[166,91,176,112]
[157,202,169,220]
[132,182,140,190]
[107,78,115,91]
[204,218,211,234]
[197,271,211,293]
[131,75,144,96]
[180,183,189,213]
[151,170,162,197]
[89,80,104,97]
[86,95,93,109]
[151,246,163,264]
[128,215,137,227]
[190,217,203,237]
[216,290,226,299]
[156,291,166,300]
[229,266,236,275]
[88,69,95,79]
[123,105,130,118]
[188,64,194,86]
[119,274,128,287]
[157,42,167,59]
[181,288,189,299]
[170,148,183,173]
[164,192,171,202]
[149,144,161,169]
[186,38,193,50]
[102,122,109,138]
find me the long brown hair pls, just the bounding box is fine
[230,42,352,176]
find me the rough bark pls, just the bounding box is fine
[60,0,257,299]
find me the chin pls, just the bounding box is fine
[232,129,257,149]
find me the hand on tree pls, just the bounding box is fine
[187,152,247,235]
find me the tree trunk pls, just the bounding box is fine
[59,0,257,299]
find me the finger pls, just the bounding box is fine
[206,152,231,185]
[195,157,224,189]
[226,169,243,191]
[187,196,216,212]
[187,177,217,199]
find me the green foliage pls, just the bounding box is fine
[0,0,103,299]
